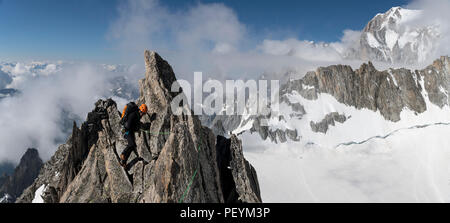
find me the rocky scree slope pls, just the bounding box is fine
[16,51,261,203]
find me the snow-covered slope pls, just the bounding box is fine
[229,56,450,202]
[241,92,450,202]
[244,122,450,202]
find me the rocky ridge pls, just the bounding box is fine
[310,112,348,133]
[16,51,261,203]
[284,56,449,121]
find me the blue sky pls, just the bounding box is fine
[0,0,411,63]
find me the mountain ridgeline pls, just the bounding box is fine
[217,56,449,143]
[284,57,450,122]
[16,51,261,203]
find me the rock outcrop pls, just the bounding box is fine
[0,148,43,202]
[310,112,348,133]
[245,116,300,143]
[420,57,450,108]
[216,135,261,203]
[16,51,261,203]
[282,58,450,122]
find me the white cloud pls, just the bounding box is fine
[12,63,28,75]
[259,39,343,62]
[212,42,236,54]
[1,62,61,89]
[0,62,140,163]
[109,0,245,53]
[405,0,450,60]
[331,29,362,55]
[107,0,357,82]
[177,3,245,52]
[108,0,173,53]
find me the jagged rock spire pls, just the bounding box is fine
[16,51,262,203]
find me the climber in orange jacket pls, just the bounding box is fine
[119,102,148,168]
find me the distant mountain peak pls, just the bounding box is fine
[0,148,43,202]
[368,6,422,31]
[351,6,440,64]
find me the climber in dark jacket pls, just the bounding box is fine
[120,102,148,168]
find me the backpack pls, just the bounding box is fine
[120,102,139,126]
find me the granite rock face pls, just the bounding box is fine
[16,100,114,203]
[420,56,450,108]
[16,51,261,203]
[282,58,450,122]
[227,135,261,202]
[216,135,261,203]
[297,61,427,122]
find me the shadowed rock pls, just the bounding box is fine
[0,148,43,202]
[216,135,261,203]
[310,112,348,133]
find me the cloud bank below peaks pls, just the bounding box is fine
[0,61,142,163]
